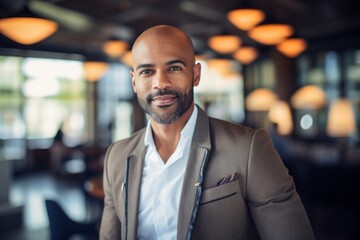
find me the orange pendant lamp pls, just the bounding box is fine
[102,40,129,58]
[268,100,293,135]
[233,46,258,64]
[208,35,242,54]
[227,9,265,31]
[0,7,58,45]
[291,85,327,110]
[121,50,133,68]
[327,98,356,137]
[248,24,294,45]
[245,88,278,111]
[276,38,307,58]
[83,61,108,82]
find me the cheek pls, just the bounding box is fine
[171,72,192,85]
[133,80,151,97]
[178,75,195,90]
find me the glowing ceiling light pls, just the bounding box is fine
[227,9,265,31]
[245,88,278,111]
[208,35,242,54]
[327,99,356,137]
[276,38,307,58]
[83,61,108,82]
[0,17,58,45]
[291,85,327,109]
[102,40,129,58]
[268,101,293,135]
[233,46,258,64]
[121,51,133,67]
[248,24,293,45]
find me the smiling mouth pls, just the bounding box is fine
[151,95,177,107]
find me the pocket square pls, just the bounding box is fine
[217,172,239,186]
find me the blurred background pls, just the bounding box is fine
[0,0,359,239]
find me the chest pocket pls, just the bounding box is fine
[200,180,240,205]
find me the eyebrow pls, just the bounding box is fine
[134,59,187,71]
[166,59,187,67]
[135,63,154,71]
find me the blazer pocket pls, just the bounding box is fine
[200,180,240,205]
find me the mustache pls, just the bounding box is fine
[146,89,183,103]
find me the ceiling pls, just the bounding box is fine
[0,0,359,60]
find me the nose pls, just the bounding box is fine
[152,70,171,89]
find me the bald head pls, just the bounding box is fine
[133,25,194,50]
[131,25,196,68]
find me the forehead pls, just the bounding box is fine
[132,34,193,68]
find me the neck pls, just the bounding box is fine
[150,104,194,162]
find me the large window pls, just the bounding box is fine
[0,56,25,160]
[194,58,244,124]
[295,49,360,140]
[22,58,85,144]
[97,63,134,145]
[0,55,86,158]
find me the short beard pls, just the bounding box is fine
[137,88,194,125]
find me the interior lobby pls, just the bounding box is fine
[0,0,359,239]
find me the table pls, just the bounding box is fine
[84,175,104,200]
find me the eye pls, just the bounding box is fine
[139,69,153,75]
[169,66,182,71]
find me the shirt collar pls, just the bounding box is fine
[144,105,198,147]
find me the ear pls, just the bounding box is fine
[130,70,137,93]
[193,63,201,87]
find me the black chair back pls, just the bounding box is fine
[45,199,98,240]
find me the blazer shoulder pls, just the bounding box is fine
[207,117,272,151]
[107,127,146,158]
[208,117,260,138]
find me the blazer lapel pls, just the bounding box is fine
[126,146,146,240]
[177,107,211,239]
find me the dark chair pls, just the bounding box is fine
[45,199,99,240]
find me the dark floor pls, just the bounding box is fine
[288,160,360,240]
[0,171,101,240]
[1,168,360,240]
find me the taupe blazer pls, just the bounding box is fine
[100,107,315,240]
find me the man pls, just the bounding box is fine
[100,25,315,240]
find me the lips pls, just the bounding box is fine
[151,94,177,106]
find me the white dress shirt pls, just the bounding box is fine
[137,106,198,240]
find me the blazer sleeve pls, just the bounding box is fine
[246,129,315,240]
[99,144,122,240]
